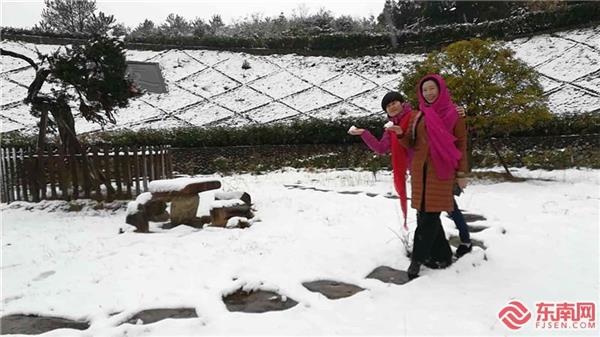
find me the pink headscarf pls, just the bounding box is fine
[417,74,462,181]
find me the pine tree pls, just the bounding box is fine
[38,0,96,33]
[208,15,225,35]
[86,11,117,35]
[160,13,192,37]
[131,20,158,39]
[1,34,140,195]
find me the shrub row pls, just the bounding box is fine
[2,2,598,55]
[2,113,599,149]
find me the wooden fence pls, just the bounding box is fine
[0,145,173,203]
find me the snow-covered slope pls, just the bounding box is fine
[1,26,599,134]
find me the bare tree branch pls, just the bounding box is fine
[0,48,39,70]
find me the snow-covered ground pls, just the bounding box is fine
[1,168,598,336]
[1,26,599,133]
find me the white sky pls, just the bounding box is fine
[1,0,385,29]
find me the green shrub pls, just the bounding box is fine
[400,38,552,138]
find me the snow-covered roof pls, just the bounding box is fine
[1,26,599,134]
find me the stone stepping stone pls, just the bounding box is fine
[467,224,489,233]
[365,266,412,285]
[449,235,487,250]
[302,280,365,299]
[222,289,298,313]
[285,184,401,199]
[446,212,487,224]
[0,314,89,335]
[124,308,197,325]
[462,213,487,223]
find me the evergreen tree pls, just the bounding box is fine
[191,18,209,37]
[38,0,97,33]
[1,34,139,196]
[208,15,225,35]
[160,13,192,37]
[37,0,122,35]
[131,20,158,39]
[86,11,117,35]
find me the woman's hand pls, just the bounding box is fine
[348,127,365,136]
[457,177,468,189]
[385,125,404,135]
[456,106,466,117]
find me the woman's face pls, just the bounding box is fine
[385,100,403,117]
[421,80,440,104]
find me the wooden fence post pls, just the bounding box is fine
[56,145,69,200]
[141,145,148,191]
[133,145,141,196]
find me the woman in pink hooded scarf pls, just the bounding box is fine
[392,74,469,279]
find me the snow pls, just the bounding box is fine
[124,49,162,62]
[279,87,340,113]
[243,102,299,124]
[111,100,164,127]
[575,75,600,94]
[1,79,28,106]
[211,86,272,113]
[126,200,141,216]
[349,87,392,112]
[508,35,577,67]
[1,168,598,335]
[135,192,153,205]
[175,68,241,98]
[127,116,191,131]
[307,101,368,120]
[183,50,232,67]
[384,121,394,128]
[536,44,600,82]
[0,104,40,128]
[148,50,208,82]
[248,71,311,100]
[320,73,378,99]
[225,216,249,228]
[139,83,205,113]
[208,114,255,128]
[212,55,278,84]
[0,115,26,133]
[546,84,600,115]
[148,177,220,193]
[209,199,246,209]
[214,191,246,200]
[1,26,599,133]
[173,101,235,126]
[347,125,358,134]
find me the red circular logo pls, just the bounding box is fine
[498,300,532,330]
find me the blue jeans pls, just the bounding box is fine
[449,198,470,244]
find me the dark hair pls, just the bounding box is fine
[381,91,405,111]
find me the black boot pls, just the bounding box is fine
[455,243,473,258]
[407,260,421,279]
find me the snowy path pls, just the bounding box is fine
[1,168,598,336]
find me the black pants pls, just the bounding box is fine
[412,163,452,264]
[412,211,452,264]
